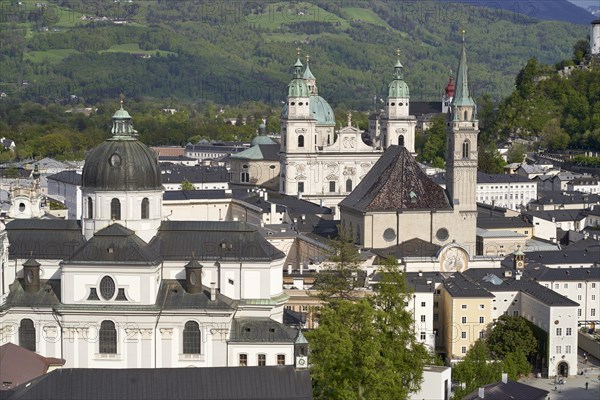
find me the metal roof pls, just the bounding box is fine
[5,366,313,400]
[463,380,548,400]
[229,318,298,343]
[5,220,85,260]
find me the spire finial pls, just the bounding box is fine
[296,47,301,57]
[119,93,125,108]
[347,111,352,127]
[461,29,466,42]
[306,54,310,64]
[396,48,401,62]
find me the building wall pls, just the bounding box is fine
[409,366,452,400]
[230,159,280,190]
[538,279,600,327]
[476,182,537,211]
[407,291,436,351]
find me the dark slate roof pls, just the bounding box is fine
[463,380,548,400]
[519,248,598,265]
[443,274,495,298]
[159,280,235,311]
[409,101,443,115]
[5,220,85,260]
[522,263,600,282]
[476,171,531,184]
[403,271,444,293]
[371,238,441,259]
[283,308,307,327]
[477,215,532,230]
[151,221,285,262]
[523,210,586,222]
[65,224,161,265]
[531,191,600,205]
[340,146,451,212]
[229,318,298,343]
[461,269,579,306]
[161,165,228,184]
[1,280,61,311]
[82,139,162,191]
[158,155,196,161]
[0,167,31,179]
[5,366,313,400]
[46,170,82,185]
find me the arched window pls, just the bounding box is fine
[183,321,201,354]
[141,198,149,219]
[87,197,93,219]
[297,135,304,148]
[464,110,468,121]
[19,319,36,352]
[327,135,331,144]
[462,140,470,159]
[240,171,250,183]
[399,135,405,146]
[110,198,121,220]
[346,179,353,192]
[99,320,117,354]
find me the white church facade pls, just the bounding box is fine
[0,106,307,369]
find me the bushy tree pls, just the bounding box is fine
[452,340,503,399]
[486,315,537,359]
[506,143,526,164]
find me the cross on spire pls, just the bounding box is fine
[296,47,301,57]
[119,93,125,107]
[306,54,310,64]
[396,48,401,62]
[461,29,466,42]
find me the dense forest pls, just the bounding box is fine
[0,0,589,107]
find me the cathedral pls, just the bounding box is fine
[340,35,479,271]
[0,105,307,369]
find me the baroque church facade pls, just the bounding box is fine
[278,50,417,215]
[0,106,307,369]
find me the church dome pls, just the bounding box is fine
[251,135,275,146]
[388,79,410,98]
[288,78,309,98]
[82,106,162,191]
[310,95,335,126]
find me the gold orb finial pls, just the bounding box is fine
[119,93,125,107]
[461,29,466,42]
[296,47,301,57]
[396,48,401,60]
[306,54,310,64]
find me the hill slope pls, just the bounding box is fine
[0,0,589,108]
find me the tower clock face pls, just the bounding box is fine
[26,270,34,284]
[516,261,524,269]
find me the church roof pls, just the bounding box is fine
[150,221,286,262]
[451,36,476,107]
[230,144,279,161]
[229,318,298,343]
[339,146,451,213]
[65,223,161,265]
[5,220,85,260]
[1,279,61,311]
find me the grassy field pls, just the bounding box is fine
[251,1,349,30]
[24,48,80,63]
[341,7,393,29]
[99,43,177,56]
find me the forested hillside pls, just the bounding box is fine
[0,0,589,108]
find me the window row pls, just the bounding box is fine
[87,197,150,220]
[239,353,286,366]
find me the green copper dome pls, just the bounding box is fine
[310,95,335,126]
[251,135,275,146]
[113,106,131,119]
[288,78,310,97]
[388,79,410,98]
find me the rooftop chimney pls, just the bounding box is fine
[210,282,216,301]
[501,373,508,384]
[478,387,485,399]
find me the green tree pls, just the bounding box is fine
[452,340,503,399]
[506,143,526,164]
[573,39,589,63]
[486,315,537,360]
[478,144,506,174]
[540,118,570,151]
[417,115,446,168]
[180,179,195,191]
[314,226,363,302]
[307,256,429,400]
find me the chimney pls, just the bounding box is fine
[264,191,268,201]
[210,282,216,301]
[501,373,508,384]
[478,388,485,399]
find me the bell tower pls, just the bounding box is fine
[446,31,478,215]
[382,49,416,153]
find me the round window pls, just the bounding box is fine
[109,153,121,167]
[399,102,404,106]
[99,276,116,300]
[391,102,396,106]
[298,102,303,106]
[290,102,296,106]
[383,228,396,242]
[436,228,449,241]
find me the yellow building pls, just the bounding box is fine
[441,274,494,361]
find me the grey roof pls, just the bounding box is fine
[151,221,285,262]
[158,155,196,161]
[161,165,228,184]
[461,268,579,306]
[476,172,531,184]
[82,139,162,191]
[159,280,235,311]
[340,146,451,212]
[5,366,313,400]
[524,210,586,222]
[531,191,600,205]
[443,274,495,298]
[463,380,548,400]
[230,144,279,161]
[1,279,61,311]
[5,220,85,260]
[477,215,532,230]
[520,248,599,266]
[46,170,82,185]
[371,238,441,259]
[522,263,600,282]
[476,228,527,238]
[65,224,161,265]
[409,101,442,115]
[403,271,444,292]
[229,318,298,343]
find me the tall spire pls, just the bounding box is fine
[394,48,404,80]
[294,47,303,78]
[451,30,475,107]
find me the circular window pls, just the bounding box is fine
[269,165,276,170]
[242,164,249,170]
[109,153,121,167]
[391,102,396,106]
[383,228,396,242]
[298,102,303,106]
[99,276,116,300]
[436,228,449,241]
[290,102,296,106]
[399,102,404,106]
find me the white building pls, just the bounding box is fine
[591,19,600,55]
[47,170,82,219]
[567,177,600,194]
[0,106,306,370]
